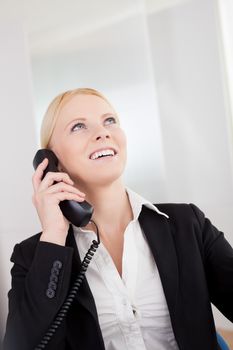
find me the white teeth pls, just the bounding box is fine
[90,149,115,160]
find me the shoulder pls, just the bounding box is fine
[153,203,224,249]
[151,203,210,246]
[155,203,205,226]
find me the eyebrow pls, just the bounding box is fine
[64,112,117,130]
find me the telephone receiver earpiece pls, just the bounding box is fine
[33,149,94,227]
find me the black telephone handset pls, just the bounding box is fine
[33,149,94,227]
[33,149,100,350]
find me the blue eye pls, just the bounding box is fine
[104,117,117,125]
[71,122,86,132]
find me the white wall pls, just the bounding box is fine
[147,0,233,210]
[217,0,233,142]
[0,0,40,340]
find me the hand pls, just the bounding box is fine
[32,158,86,245]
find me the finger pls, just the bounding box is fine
[32,158,49,191]
[39,172,75,191]
[46,182,86,197]
[55,192,86,203]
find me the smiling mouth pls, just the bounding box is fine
[89,148,117,160]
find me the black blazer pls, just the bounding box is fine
[3,203,233,350]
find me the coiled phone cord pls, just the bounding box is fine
[34,220,100,350]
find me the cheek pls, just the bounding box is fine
[118,129,127,152]
[115,127,126,143]
[52,140,82,173]
[58,136,84,156]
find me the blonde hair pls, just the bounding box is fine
[40,88,116,148]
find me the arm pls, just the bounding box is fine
[190,203,233,322]
[3,239,73,350]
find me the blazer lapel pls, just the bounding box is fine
[139,205,179,323]
[66,226,99,322]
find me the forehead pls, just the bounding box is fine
[57,94,115,125]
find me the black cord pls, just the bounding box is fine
[34,220,100,350]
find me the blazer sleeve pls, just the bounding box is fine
[190,203,233,322]
[3,239,74,350]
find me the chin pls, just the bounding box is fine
[86,168,124,188]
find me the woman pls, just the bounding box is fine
[3,88,233,350]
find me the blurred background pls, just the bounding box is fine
[1,0,233,343]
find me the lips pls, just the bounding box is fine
[89,147,117,160]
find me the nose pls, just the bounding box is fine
[93,125,110,141]
[96,134,110,141]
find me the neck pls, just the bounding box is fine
[82,179,133,238]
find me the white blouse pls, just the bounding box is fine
[73,188,179,350]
